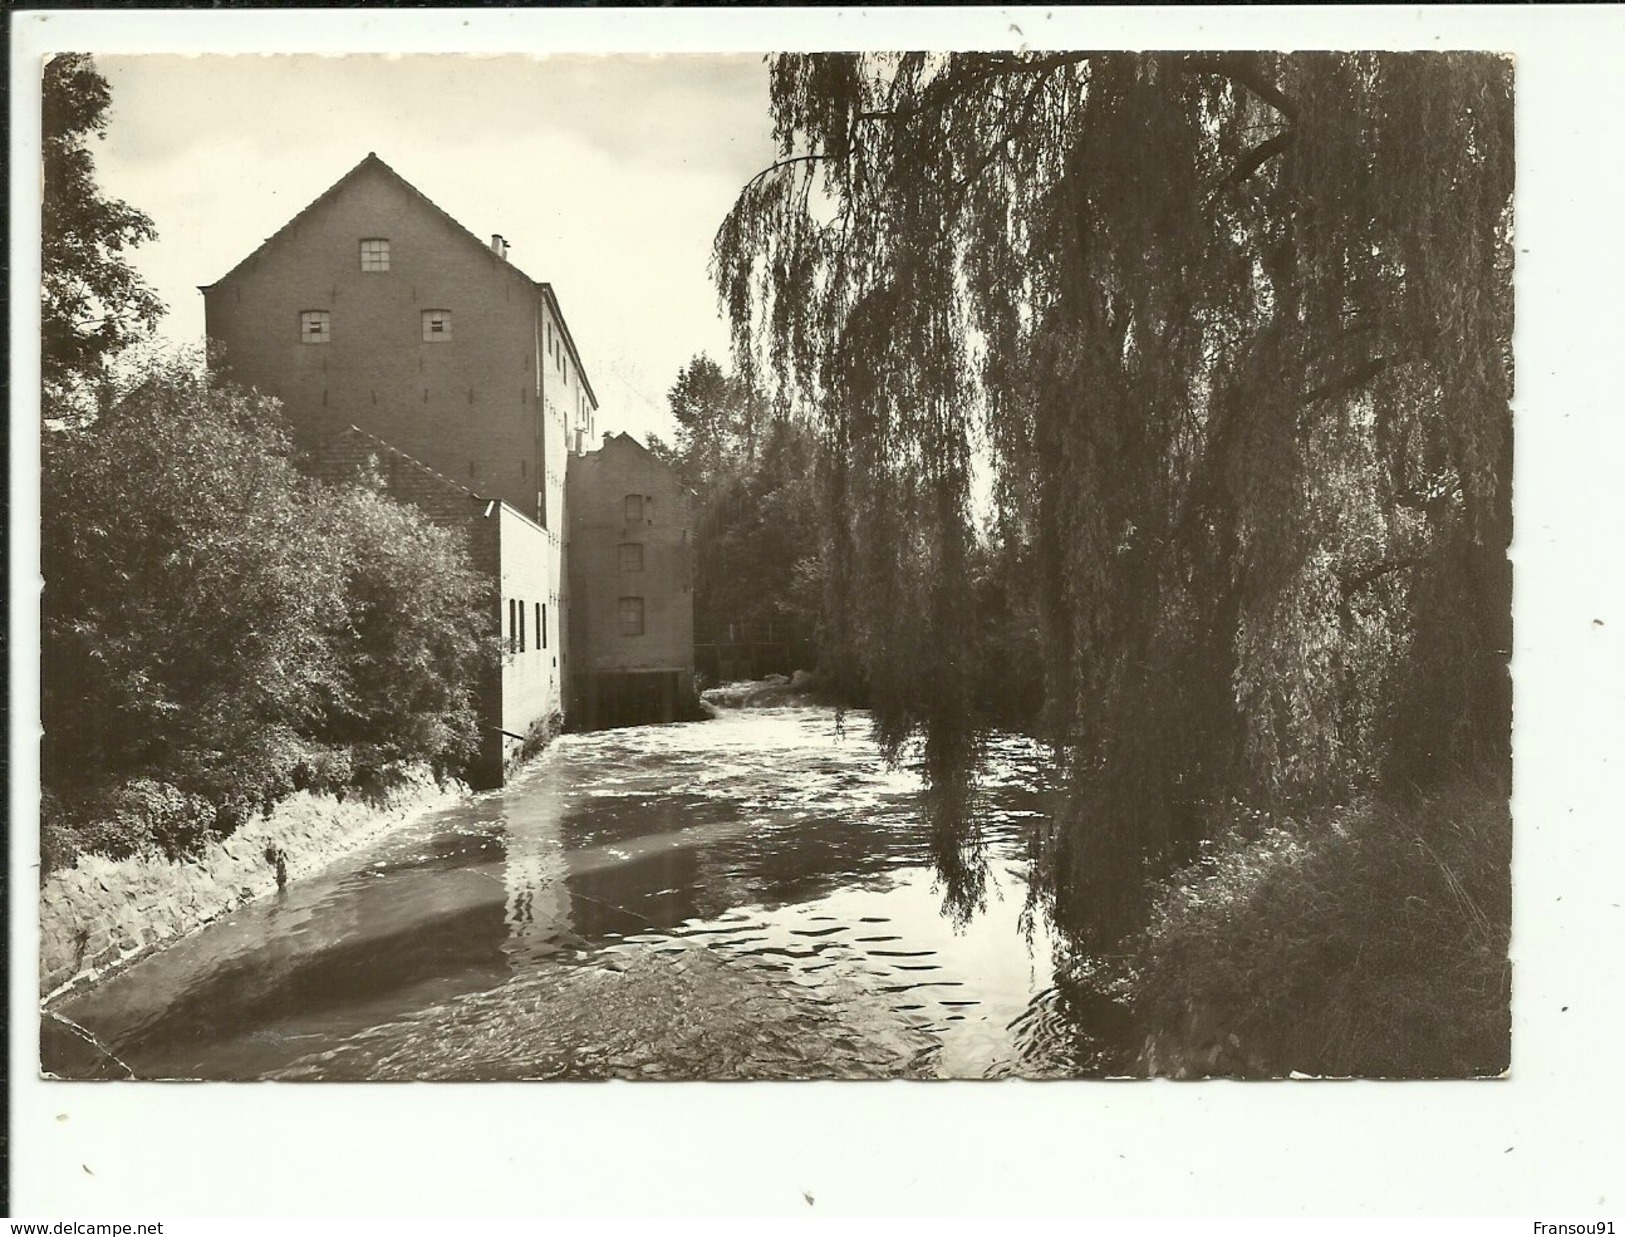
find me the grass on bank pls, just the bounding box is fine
[1114,777,1511,1078]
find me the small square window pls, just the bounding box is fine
[300,310,330,343]
[360,239,390,272]
[624,494,643,522]
[619,543,644,573]
[422,310,452,342]
[618,596,645,637]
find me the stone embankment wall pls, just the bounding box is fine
[39,768,468,999]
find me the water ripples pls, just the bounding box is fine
[51,705,1114,1081]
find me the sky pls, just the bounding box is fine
[92,53,781,444]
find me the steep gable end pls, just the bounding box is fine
[202,152,541,297]
[603,431,652,458]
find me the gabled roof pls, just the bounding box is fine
[314,425,551,539]
[600,430,652,456]
[576,431,694,493]
[203,152,598,408]
[310,424,487,530]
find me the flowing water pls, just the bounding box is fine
[49,704,1129,1080]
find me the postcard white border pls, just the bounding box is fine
[11,5,1625,1220]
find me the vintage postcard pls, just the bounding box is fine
[12,6,1622,1224]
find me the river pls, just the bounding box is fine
[48,704,1130,1080]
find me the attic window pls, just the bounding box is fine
[300,310,331,344]
[624,494,643,522]
[422,310,452,342]
[360,238,390,272]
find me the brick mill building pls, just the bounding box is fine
[202,153,694,781]
[566,432,697,729]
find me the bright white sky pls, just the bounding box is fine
[93,53,781,444]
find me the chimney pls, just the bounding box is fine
[491,234,509,260]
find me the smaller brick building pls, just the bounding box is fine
[315,426,562,785]
[565,433,697,727]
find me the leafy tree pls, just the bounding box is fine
[660,354,824,657]
[42,356,344,849]
[663,353,762,492]
[715,52,1513,939]
[41,354,492,869]
[41,54,163,402]
[311,478,490,780]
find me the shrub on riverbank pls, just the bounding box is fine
[1117,777,1511,1078]
[309,481,489,780]
[41,356,491,874]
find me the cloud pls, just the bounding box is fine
[89,53,781,442]
[99,54,776,181]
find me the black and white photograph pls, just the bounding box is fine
[11,4,1625,1223]
[34,44,1515,1083]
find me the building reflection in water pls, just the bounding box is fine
[498,787,579,968]
[557,794,707,941]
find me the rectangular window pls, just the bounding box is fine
[299,310,330,344]
[422,309,452,342]
[360,239,390,271]
[618,596,645,637]
[619,543,644,573]
[508,598,518,654]
[624,494,643,522]
[519,600,527,653]
[537,602,545,650]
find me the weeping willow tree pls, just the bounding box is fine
[715,52,1513,943]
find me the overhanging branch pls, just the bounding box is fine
[737,153,828,196]
[860,52,1094,123]
[1339,556,1422,597]
[1176,52,1300,121]
[1300,326,1440,406]
[1211,130,1296,199]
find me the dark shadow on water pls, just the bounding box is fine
[56,885,513,1074]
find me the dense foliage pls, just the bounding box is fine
[716,52,1513,941]
[1124,782,1511,1077]
[655,355,824,656]
[42,55,163,405]
[41,358,492,871]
